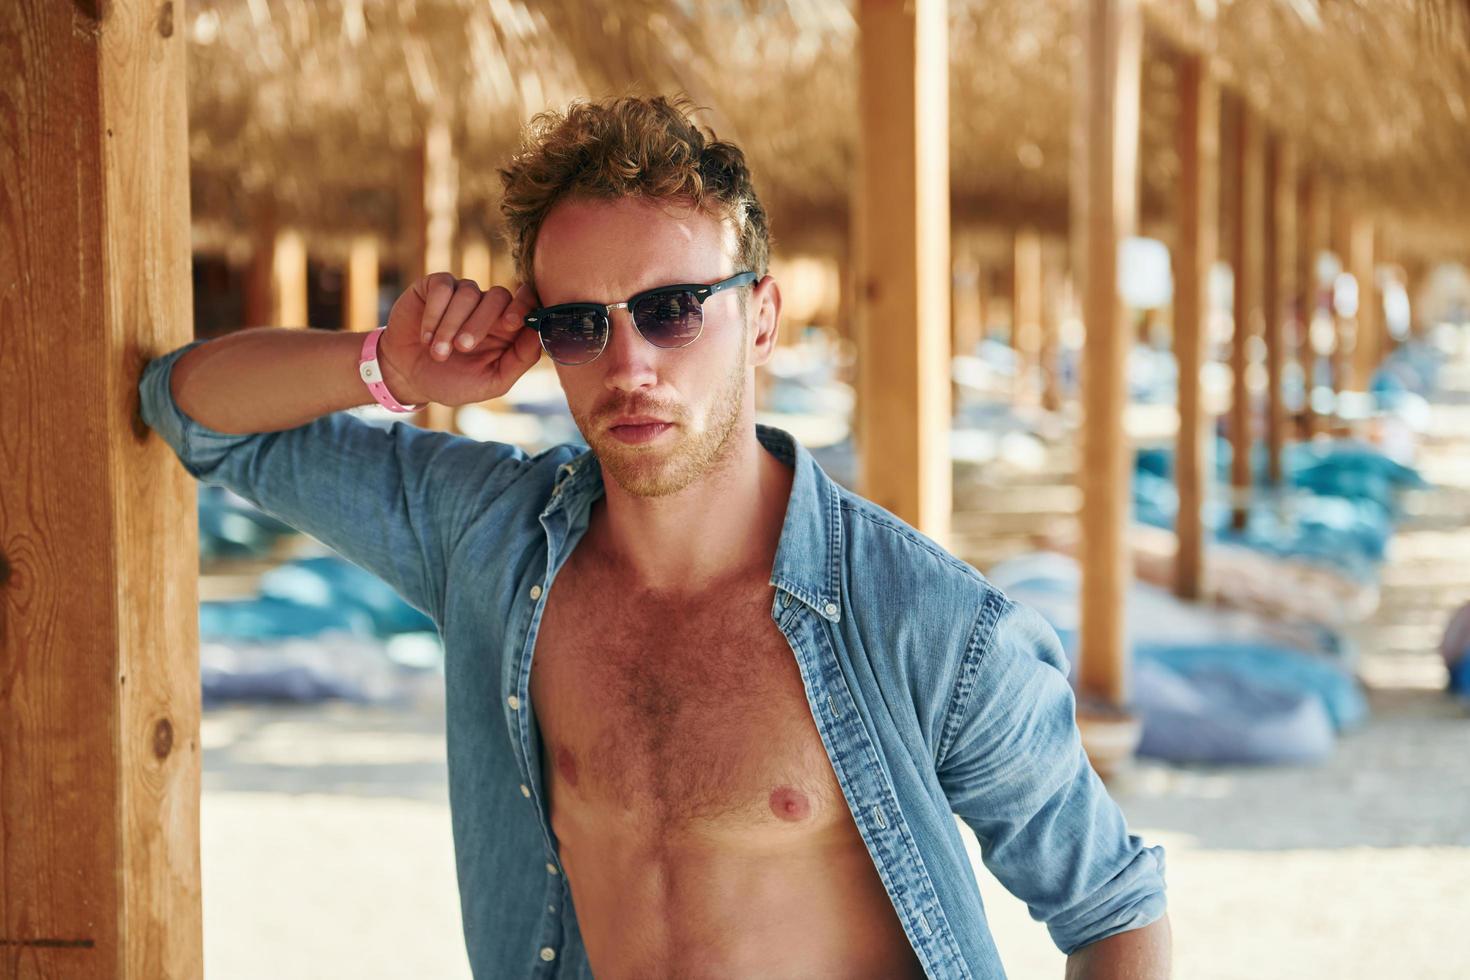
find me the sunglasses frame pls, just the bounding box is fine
[523,271,759,365]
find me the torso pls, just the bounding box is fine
[529,538,926,979]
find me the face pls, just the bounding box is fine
[531,196,779,498]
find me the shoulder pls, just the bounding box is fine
[832,484,1011,678]
[835,484,999,608]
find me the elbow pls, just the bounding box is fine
[1064,912,1172,980]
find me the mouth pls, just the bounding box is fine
[607,417,675,445]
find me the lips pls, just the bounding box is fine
[605,417,675,445]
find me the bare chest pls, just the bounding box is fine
[529,574,845,839]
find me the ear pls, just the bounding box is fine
[747,275,783,368]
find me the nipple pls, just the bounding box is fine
[768,784,811,822]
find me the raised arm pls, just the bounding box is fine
[170,274,542,434]
[140,275,546,622]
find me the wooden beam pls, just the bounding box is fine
[951,236,984,360]
[1039,257,1064,413]
[343,235,381,333]
[2,0,202,975]
[244,202,276,328]
[1171,50,1218,601]
[1296,173,1324,437]
[273,228,309,328]
[1226,93,1263,531]
[855,0,951,542]
[1330,190,1354,397]
[1263,136,1296,485]
[402,117,460,432]
[422,117,458,277]
[1072,0,1142,715]
[1349,215,1378,393]
[1012,228,1043,406]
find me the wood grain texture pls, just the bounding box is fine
[1349,216,1378,394]
[854,0,951,543]
[344,234,380,333]
[1264,136,1297,486]
[0,1,202,977]
[1227,92,1263,532]
[1072,0,1141,705]
[1012,228,1042,406]
[1172,50,1217,602]
[1296,172,1324,436]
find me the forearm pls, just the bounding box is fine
[170,328,405,434]
[1064,914,1171,980]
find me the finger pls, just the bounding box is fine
[495,282,541,338]
[416,273,459,342]
[492,317,545,389]
[453,286,514,352]
[429,279,483,360]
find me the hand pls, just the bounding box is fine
[375,273,543,407]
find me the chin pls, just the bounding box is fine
[591,431,703,498]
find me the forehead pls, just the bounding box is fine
[531,196,738,305]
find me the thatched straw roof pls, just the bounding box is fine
[186,0,1470,260]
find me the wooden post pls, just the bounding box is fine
[951,235,984,360]
[1226,93,1263,531]
[402,117,460,432]
[244,202,276,328]
[2,1,202,975]
[846,167,868,452]
[1349,215,1377,393]
[1013,228,1043,406]
[1296,173,1323,437]
[273,228,309,328]
[343,235,381,333]
[1071,0,1141,722]
[977,265,992,345]
[1172,50,1218,601]
[855,0,951,542]
[1040,252,1064,413]
[1405,259,1430,338]
[1330,192,1354,398]
[1263,136,1296,485]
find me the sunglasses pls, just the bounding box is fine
[524,271,758,365]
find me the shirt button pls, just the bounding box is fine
[530,584,543,600]
[546,862,559,875]
[539,947,557,962]
[824,602,838,616]
[507,694,521,710]
[520,784,531,798]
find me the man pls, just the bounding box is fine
[141,96,1168,978]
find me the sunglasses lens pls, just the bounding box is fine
[538,310,606,364]
[632,290,703,348]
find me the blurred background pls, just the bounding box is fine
[176,1,1470,978]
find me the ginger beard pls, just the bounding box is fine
[572,319,751,499]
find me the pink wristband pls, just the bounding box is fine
[358,327,422,413]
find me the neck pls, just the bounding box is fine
[586,423,794,595]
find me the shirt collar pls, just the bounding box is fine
[544,424,844,623]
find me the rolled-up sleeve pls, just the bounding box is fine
[937,593,1167,955]
[139,339,530,624]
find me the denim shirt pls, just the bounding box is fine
[140,340,1166,979]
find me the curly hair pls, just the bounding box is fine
[497,95,771,288]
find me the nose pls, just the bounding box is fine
[599,308,659,393]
